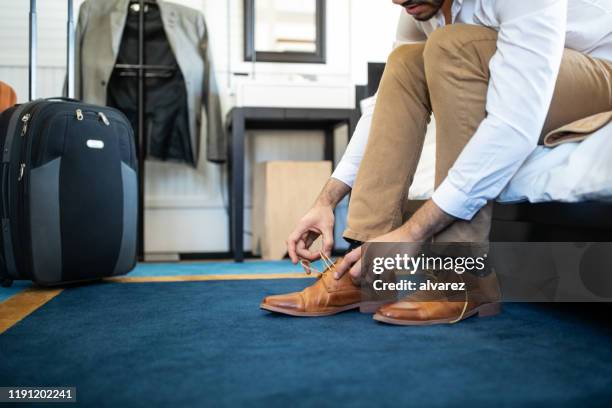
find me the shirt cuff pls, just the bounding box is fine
[331,161,359,188]
[431,179,486,221]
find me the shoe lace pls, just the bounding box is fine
[299,251,337,279]
[423,269,468,324]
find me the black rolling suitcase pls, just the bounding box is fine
[0,0,138,287]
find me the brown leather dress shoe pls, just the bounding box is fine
[373,271,501,325]
[260,258,363,317]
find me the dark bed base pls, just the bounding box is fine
[406,200,612,242]
[491,201,612,242]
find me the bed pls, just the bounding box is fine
[406,119,612,241]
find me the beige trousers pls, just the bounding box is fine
[344,24,612,243]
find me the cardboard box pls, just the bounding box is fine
[252,161,332,260]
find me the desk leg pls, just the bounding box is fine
[348,114,358,141]
[324,127,334,165]
[229,112,245,262]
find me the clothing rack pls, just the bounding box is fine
[113,0,176,260]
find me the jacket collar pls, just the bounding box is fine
[109,0,129,57]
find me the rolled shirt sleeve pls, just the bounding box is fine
[432,0,568,220]
[331,96,375,187]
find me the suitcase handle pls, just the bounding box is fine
[45,97,80,103]
[29,0,75,100]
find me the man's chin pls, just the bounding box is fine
[405,6,440,21]
[410,10,440,21]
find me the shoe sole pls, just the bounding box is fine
[260,302,363,317]
[372,303,501,326]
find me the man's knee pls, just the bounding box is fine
[385,43,426,77]
[423,24,497,76]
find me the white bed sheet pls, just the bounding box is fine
[407,123,612,204]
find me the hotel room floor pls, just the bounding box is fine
[1,261,611,407]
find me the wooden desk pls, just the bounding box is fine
[226,107,360,262]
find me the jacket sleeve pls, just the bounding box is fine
[198,14,226,163]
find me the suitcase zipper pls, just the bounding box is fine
[20,113,31,136]
[18,113,32,181]
[17,163,26,181]
[98,112,110,126]
[15,103,43,280]
[76,109,110,126]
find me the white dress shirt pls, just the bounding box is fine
[331,0,612,220]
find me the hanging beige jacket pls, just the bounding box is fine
[74,0,226,164]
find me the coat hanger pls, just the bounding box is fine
[128,0,158,14]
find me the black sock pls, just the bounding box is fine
[344,238,363,253]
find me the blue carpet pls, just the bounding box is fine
[129,260,310,277]
[0,260,310,302]
[1,279,611,407]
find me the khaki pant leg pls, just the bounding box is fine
[344,43,432,242]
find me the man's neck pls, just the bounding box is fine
[442,0,453,25]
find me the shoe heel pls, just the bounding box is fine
[477,303,501,318]
[359,300,391,314]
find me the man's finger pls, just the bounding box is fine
[286,228,306,263]
[295,228,326,261]
[321,227,335,258]
[349,259,362,280]
[334,247,362,279]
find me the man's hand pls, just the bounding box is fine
[334,199,456,280]
[334,227,409,280]
[287,205,335,263]
[286,178,351,264]
[334,245,363,280]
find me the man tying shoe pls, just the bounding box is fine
[260,0,612,325]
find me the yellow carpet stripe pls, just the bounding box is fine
[105,272,317,283]
[0,287,63,334]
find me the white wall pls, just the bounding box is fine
[0,0,401,256]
